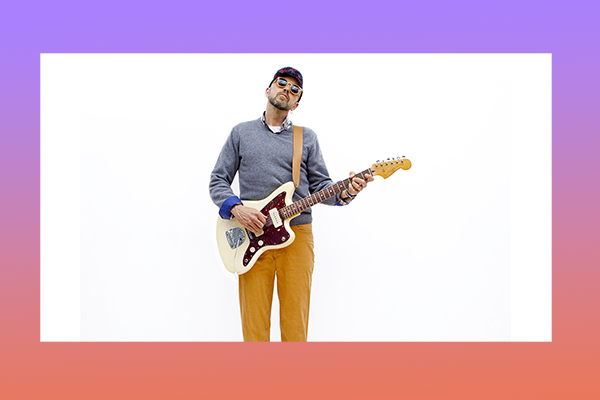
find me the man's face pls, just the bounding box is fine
[266,76,301,111]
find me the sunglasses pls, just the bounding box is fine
[275,77,302,96]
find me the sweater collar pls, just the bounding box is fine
[261,111,292,133]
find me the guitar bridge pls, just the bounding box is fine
[225,227,246,249]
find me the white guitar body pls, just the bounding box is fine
[216,181,297,275]
[216,157,411,274]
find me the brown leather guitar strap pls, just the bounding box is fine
[292,125,303,188]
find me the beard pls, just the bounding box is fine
[268,91,294,111]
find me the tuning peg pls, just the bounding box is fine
[376,160,380,162]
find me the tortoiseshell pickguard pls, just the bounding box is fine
[242,191,291,267]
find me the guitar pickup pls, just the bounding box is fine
[269,208,283,228]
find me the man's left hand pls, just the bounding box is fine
[348,171,374,196]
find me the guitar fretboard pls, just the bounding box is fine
[279,168,372,220]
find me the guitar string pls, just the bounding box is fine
[279,169,370,218]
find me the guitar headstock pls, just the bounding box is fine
[371,157,411,179]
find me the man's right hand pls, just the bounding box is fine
[231,205,266,236]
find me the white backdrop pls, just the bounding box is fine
[41,54,551,341]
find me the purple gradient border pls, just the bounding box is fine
[1,0,599,398]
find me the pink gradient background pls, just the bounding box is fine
[1,0,599,398]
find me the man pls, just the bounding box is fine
[209,67,373,342]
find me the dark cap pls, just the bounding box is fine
[270,67,303,89]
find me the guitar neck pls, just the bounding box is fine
[279,168,372,220]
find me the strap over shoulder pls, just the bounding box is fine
[292,125,303,188]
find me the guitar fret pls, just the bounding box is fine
[280,167,373,220]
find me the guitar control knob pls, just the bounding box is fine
[250,247,256,253]
[281,237,286,242]
[258,240,264,246]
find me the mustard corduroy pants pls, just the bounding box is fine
[238,223,314,342]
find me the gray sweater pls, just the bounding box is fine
[209,118,344,226]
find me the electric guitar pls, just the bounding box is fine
[216,157,412,274]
